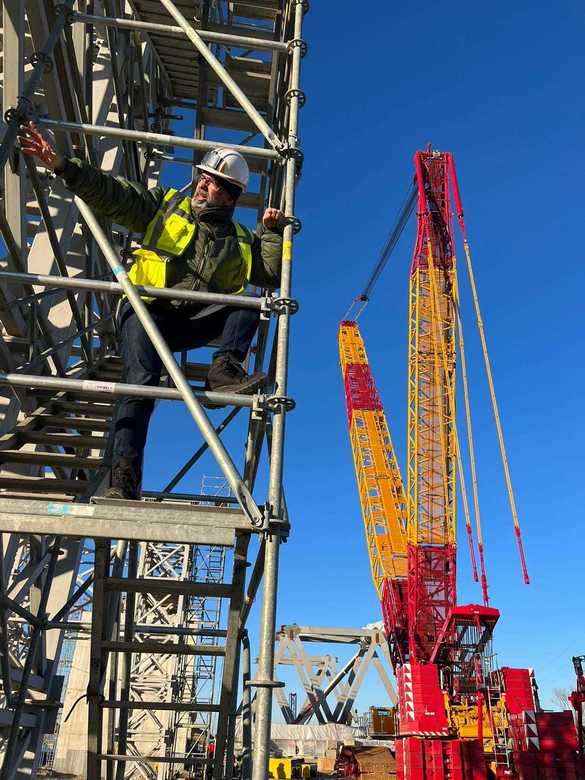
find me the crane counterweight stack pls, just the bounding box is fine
[338,146,584,780]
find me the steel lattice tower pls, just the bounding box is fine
[0,1,307,777]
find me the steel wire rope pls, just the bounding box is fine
[344,184,417,320]
[452,277,490,605]
[461,238,530,585]
[425,243,479,583]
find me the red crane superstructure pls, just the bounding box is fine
[339,147,584,780]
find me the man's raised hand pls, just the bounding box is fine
[16,122,65,172]
[262,207,285,231]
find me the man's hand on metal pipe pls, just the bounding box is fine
[262,207,285,231]
[16,121,65,172]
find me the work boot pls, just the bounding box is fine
[104,462,141,501]
[205,353,266,404]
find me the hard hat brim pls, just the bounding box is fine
[196,163,247,193]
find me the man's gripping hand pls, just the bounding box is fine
[262,207,285,232]
[16,121,66,173]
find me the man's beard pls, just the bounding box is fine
[191,194,211,214]
[190,193,234,218]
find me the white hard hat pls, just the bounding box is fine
[196,148,249,192]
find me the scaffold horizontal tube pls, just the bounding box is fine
[0,372,257,408]
[40,119,280,160]
[100,701,221,711]
[72,12,290,53]
[40,622,228,637]
[0,270,267,309]
[97,755,208,765]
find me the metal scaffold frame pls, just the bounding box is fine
[0,1,307,777]
[273,624,397,727]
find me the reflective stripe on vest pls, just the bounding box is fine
[127,188,253,300]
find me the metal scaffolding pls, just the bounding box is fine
[274,625,397,727]
[0,1,307,777]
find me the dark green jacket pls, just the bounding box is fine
[60,158,283,295]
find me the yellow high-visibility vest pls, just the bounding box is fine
[127,188,253,301]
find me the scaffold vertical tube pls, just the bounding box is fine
[252,2,305,777]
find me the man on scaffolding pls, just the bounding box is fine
[17,123,285,501]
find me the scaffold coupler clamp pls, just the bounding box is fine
[264,395,296,414]
[267,295,300,316]
[260,503,290,539]
[30,51,54,74]
[287,37,308,58]
[55,3,76,25]
[280,144,304,176]
[282,214,302,234]
[285,88,306,108]
[4,97,36,128]
[5,98,38,174]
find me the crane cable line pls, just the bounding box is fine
[426,244,480,587]
[462,238,530,585]
[453,279,490,605]
[344,183,417,320]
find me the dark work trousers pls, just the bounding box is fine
[112,302,260,474]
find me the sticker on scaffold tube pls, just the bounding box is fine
[112,264,128,281]
[47,503,96,517]
[283,240,293,261]
[82,380,115,394]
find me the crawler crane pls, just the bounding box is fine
[339,147,584,780]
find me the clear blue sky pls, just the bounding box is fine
[144,0,584,713]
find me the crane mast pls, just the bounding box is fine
[407,149,457,662]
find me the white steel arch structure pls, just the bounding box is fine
[0,1,307,777]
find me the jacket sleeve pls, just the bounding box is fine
[60,157,164,234]
[248,226,283,290]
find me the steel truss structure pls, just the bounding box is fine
[0,1,307,778]
[273,625,397,727]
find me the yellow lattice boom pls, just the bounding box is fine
[339,321,407,593]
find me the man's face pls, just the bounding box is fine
[192,172,233,211]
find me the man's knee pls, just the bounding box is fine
[120,309,164,385]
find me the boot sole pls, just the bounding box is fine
[210,375,266,394]
[203,375,266,409]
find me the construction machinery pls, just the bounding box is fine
[0,1,307,778]
[570,656,585,755]
[339,147,584,779]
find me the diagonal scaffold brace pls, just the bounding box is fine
[73,195,264,529]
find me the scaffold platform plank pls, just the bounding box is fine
[0,497,251,545]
